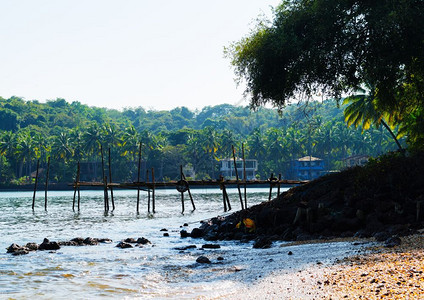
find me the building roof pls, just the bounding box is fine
[297,156,323,162]
[342,154,370,161]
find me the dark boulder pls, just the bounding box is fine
[39,238,60,251]
[12,249,29,256]
[180,230,190,238]
[137,237,151,244]
[6,243,23,253]
[116,242,133,248]
[253,237,272,249]
[84,237,99,245]
[196,256,211,264]
[384,236,402,248]
[201,244,221,249]
[70,237,85,245]
[190,228,203,238]
[124,238,137,243]
[373,231,391,242]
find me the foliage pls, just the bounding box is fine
[0,96,404,184]
[226,0,424,148]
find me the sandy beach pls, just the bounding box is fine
[215,233,424,299]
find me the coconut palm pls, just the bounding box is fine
[343,86,403,151]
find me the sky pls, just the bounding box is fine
[0,0,281,111]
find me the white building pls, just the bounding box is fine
[220,159,258,180]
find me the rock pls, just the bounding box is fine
[116,242,133,249]
[70,237,85,245]
[217,256,224,261]
[6,243,22,253]
[25,243,39,251]
[384,236,402,248]
[288,251,293,255]
[39,238,60,251]
[201,244,221,249]
[183,223,189,226]
[253,237,272,249]
[180,230,190,238]
[196,256,211,264]
[98,238,113,244]
[163,233,169,237]
[203,232,219,241]
[137,237,151,244]
[174,245,197,250]
[58,241,79,246]
[84,237,99,245]
[190,228,203,238]
[124,238,137,243]
[12,249,29,256]
[160,228,168,232]
[373,231,391,242]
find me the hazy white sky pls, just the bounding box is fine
[0,0,281,111]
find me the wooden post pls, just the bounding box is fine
[180,165,185,214]
[180,190,185,214]
[45,156,50,211]
[146,169,150,213]
[224,186,231,211]
[77,161,81,211]
[151,167,156,213]
[268,173,274,201]
[232,145,244,210]
[73,182,77,211]
[277,173,282,197]
[32,159,40,210]
[104,176,109,211]
[136,141,142,214]
[242,143,247,209]
[221,183,227,212]
[108,148,115,210]
[182,172,195,211]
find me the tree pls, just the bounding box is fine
[226,0,424,146]
[343,90,403,151]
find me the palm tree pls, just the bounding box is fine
[343,88,403,151]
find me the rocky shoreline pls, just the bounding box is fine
[185,152,424,249]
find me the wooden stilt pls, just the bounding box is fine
[151,168,155,213]
[268,173,274,201]
[242,143,247,209]
[146,169,150,212]
[136,142,142,214]
[277,173,282,197]
[108,148,115,210]
[104,176,109,211]
[222,184,227,212]
[224,186,231,211]
[77,161,81,211]
[73,183,77,211]
[180,191,185,214]
[32,159,40,210]
[182,172,195,211]
[232,145,244,210]
[45,156,50,211]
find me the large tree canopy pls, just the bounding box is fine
[227,0,424,113]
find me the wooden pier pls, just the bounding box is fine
[31,143,308,214]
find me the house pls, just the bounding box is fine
[220,159,258,180]
[289,156,325,180]
[343,154,369,168]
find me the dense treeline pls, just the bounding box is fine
[0,96,402,185]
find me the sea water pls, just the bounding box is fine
[0,188,363,299]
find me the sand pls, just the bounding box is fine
[214,233,424,299]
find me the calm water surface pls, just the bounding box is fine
[0,188,362,299]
